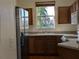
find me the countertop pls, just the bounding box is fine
[24,32,77,36]
[58,38,79,50]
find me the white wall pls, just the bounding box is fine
[0,0,17,59]
[16,0,77,32]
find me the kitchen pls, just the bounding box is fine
[0,0,79,59]
[15,0,79,59]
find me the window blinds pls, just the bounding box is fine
[36,1,55,6]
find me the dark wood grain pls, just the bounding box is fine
[58,46,79,59]
[21,35,61,59]
[58,7,71,24]
[28,36,61,55]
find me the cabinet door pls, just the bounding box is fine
[70,5,74,13]
[78,0,79,10]
[47,38,57,54]
[29,36,36,53]
[33,37,45,53]
[73,2,76,12]
[58,7,71,24]
[27,8,33,25]
[29,36,47,54]
[28,36,59,55]
[76,0,79,10]
[71,0,79,13]
[76,0,78,11]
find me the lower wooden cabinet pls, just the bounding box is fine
[28,36,61,55]
[23,35,61,56]
[58,46,79,59]
[21,35,62,59]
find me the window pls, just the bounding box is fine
[36,1,55,29]
[19,8,29,29]
[16,7,33,33]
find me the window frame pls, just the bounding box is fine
[35,1,55,29]
[19,8,29,30]
[16,7,33,33]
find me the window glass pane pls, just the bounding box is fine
[46,6,55,16]
[36,7,48,16]
[20,17,29,28]
[20,8,25,17]
[37,16,55,28]
[21,18,24,27]
[36,6,55,16]
[25,18,29,27]
[19,8,29,29]
[25,10,29,17]
[36,6,55,28]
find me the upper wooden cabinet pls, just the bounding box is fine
[58,0,79,24]
[71,0,79,13]
[58,7,71,24]
[70,2,76,13]
[78,0,79,9]
[75,0,79,11]
[70,0,79,24]
[76,0,78,11]
[27,8,33,25]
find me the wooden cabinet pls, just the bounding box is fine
[58,46,79,59]
[76,0,78,11]
[23,35,61,57]
[58,7,71,24]
[58,0,79,24]
[27,8,33,25]
[70,1,78,13]
[70,0,79,13]
[72,0,79,12]
[78,0,79,10]
[29,36,45,54]
[21,35,62,59]
[28,36,61,55]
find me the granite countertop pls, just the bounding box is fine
[24,32,77,36]
[58,38,79,50]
